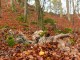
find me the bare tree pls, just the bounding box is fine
[24,0,28,23]
[77,0,80,14]
[0,0,1,18]
[11,0,16,11]
[35,0,44,29]
[66,0,71,21]
[72,0,75,14]
[59,0,63,17]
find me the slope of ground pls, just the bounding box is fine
[1,0,80,32]
[0,0,80,60]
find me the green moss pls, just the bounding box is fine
[17,15,24,22]
[6,36,15,47]
[42,27,48,31]
[69,39,75,45]
[31,21,37,25]
[0,25,10,29]
[54,28,73,34]
[23,42,30,47]
[39,31,47,37]
[54,29,63,34]
[44,18,56,25]
[64,28,73,33]
[23,28,29,31]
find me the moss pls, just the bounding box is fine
[6,36,15,47]
[0,25,10,29]
[31,21,37,25]
[23,28,29,31]
[44,18,56,25]
[17,15,24,22]
[69,39,75,45]
[64,28,73,33]
[39,31,47,37]
[54,28,73,34]
[54,29,63,34]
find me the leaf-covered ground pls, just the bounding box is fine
[0,0,80,60]
[0,28,80,60]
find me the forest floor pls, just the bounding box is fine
[0,0,80,60]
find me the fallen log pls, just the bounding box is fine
[16,32,71,45]
[37,33,71,44]
[53,33,70,42]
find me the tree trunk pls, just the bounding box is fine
[77,0,79,14]
[69,0,72,14]
[59,0,63,17]
[11,0,16,11]
[0,0,1,18]
[24,0,28,23]
[35,0,44,30]
[66,0,71,21]
[72,0,75,14]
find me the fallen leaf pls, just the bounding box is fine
[39,50,45,56]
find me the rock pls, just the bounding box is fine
[16,34,33,44]
[8,29,14,35]
[15,31,33,44]
[38,37,46,44]
[38,36,54,44]
[32,30,54,44]
[32,30,43,40]
[16,34,26,44]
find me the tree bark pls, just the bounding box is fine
[35,0,44,29]
[72,0,75,14]
[11,0,16,11]
[0,0,1,18]
[38,33,71,45]
[24,0,28,23]
[77,0,80,14]
[59,0,63,17]
[66,0,71,21]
